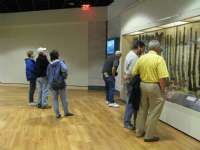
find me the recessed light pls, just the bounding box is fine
[143,27,163,32]
[184,16,200,22]
[129,31,144,35]
[160,21,188,28]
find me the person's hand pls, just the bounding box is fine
[124,75,131,81]
[112,75,115,79]
[161,89,167,100]
[123,75,128,81]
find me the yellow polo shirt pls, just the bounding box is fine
[132,50,169,83]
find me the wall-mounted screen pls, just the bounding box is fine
[106,38,120,55]
[107,40,115,55]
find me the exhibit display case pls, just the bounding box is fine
[121,16,200,140]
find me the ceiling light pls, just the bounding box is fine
[160,21,188,28]
[129,31,144,35]
[184,16,200,22]
[143,27,163,32]
[159,15,178,21]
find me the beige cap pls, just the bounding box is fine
[37,47,47,53]
[115,50,122,56]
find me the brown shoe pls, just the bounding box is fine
[136,132,145,137]
[64,112,74,117]
[41,105,51,109]
[144,137,160,142]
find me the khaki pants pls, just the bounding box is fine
[136,82,165,139]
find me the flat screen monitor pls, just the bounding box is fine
[107,40,115,55]
[106,38,119,55]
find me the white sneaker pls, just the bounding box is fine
[108,103,119,108]
[28,102,37,106]
[106,101,109,105]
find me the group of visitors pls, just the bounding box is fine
[102,40,169,142]
[25,48,73,118]
[25,39,168,142]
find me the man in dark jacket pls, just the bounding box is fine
[25,50,37,106]
[36,47,50,109]
[102,51,122,107]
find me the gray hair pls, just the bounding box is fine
[148,40,160,50]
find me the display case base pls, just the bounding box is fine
[160,101,200,141]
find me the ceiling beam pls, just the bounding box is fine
[0,0,6,6]
[15,0,21,11]
[0,0,9,11]
[48,0,50,9]
[0,0,114,13]
[62,0,65,8]
[32,0,36,10]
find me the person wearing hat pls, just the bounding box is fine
[102,50,122,107]
[35,47,50,109]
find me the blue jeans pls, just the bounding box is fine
[103,76,115,103]
[51,88,69,116]
[29,80,36,103]
[37,77,48,107]
[124,80,134,126]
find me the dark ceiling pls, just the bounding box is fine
[0,0,114,13]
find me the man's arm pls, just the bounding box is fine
[127,57,138,78]
[60,61,68,79]
[157,57,169,93]
[131,61,139,77]
[124,56,129,80]
[46,65,50,80]
[112,67,116,78]
[112,58,119,78]
[159,78,167,93]
[35,59,40,77]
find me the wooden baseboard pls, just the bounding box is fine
[0,83,28,87]
[0,83,88,90]
[88,86,105,90]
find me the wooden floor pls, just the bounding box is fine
[0,86,200,150]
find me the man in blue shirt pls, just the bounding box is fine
[25,50,37,106]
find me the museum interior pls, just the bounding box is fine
[0,0,200,150]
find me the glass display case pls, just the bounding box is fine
[124,21,200,112]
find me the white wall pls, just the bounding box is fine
[121,0,200,34]
[108,0,200,92]
[0,8,107,87]
[0,23,88,86]
[107,0,139,38]
[0,7,107,25]
[107,0,141,91]
[108,0,136,38]
[88,22,106,86]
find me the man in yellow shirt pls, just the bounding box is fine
[132,40,169,142]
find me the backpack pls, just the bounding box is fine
[50,62,66,90]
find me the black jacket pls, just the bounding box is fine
[35,55,49,78]
[129,75,141,111]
